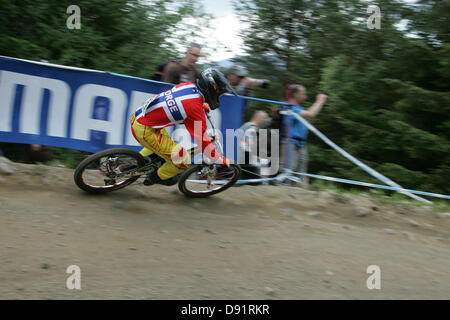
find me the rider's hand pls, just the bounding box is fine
[203,102,211,113]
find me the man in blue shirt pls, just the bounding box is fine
[281,84,328,187]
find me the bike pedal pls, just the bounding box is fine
[144,153,163,164]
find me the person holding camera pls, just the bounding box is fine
[225,65,270,114]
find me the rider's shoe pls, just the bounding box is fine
[144,153,163,165]
[144,170,179,186]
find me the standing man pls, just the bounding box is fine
[282,84,328,187]
[162,43,202,84]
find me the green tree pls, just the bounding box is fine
[234,0,449,194]
[0,0,209,77]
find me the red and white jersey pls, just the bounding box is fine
[135,83,220,160]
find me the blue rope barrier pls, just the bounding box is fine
[287,171,450,200]
[235,177,281,184]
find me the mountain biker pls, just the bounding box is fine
[130,68,237,186]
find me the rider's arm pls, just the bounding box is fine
[184,108,222,163]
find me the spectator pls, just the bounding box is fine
[281,84,328,188]
[238,110,269,183]
[21,144,53,164]
[225,65,270,114]
[161,43,202,84]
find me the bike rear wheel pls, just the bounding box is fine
[74,148,146,193]
[178,164,241,198]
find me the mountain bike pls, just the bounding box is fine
[73,136,241,198]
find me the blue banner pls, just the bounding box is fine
[0,56,244,157]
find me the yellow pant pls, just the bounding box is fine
[130,114,190,180]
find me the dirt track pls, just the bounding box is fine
[0,162,449,299]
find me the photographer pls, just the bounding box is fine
[225,65,270,114]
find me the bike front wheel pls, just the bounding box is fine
[178,164,241,198]
[74,148,146,193]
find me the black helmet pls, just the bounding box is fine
[196,68,238,109]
